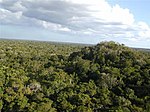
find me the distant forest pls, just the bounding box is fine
[0,40,150,112]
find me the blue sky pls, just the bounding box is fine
[0,0,150,48]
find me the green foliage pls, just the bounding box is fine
[0,40,150,111]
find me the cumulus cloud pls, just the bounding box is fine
[0,0,150,41]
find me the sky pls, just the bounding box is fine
[0,0,150,48]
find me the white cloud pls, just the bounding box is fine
[111,4,134,25]
[37,20,71,32]
[0,8,22,23]
[0,0,150,42]
[0,0,3,3]
[9,1,26,12]
[138,21,150,30]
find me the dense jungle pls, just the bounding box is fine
[0,40,150,112]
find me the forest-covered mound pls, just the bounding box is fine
[66,41,150,111]
[0,41,150,112]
